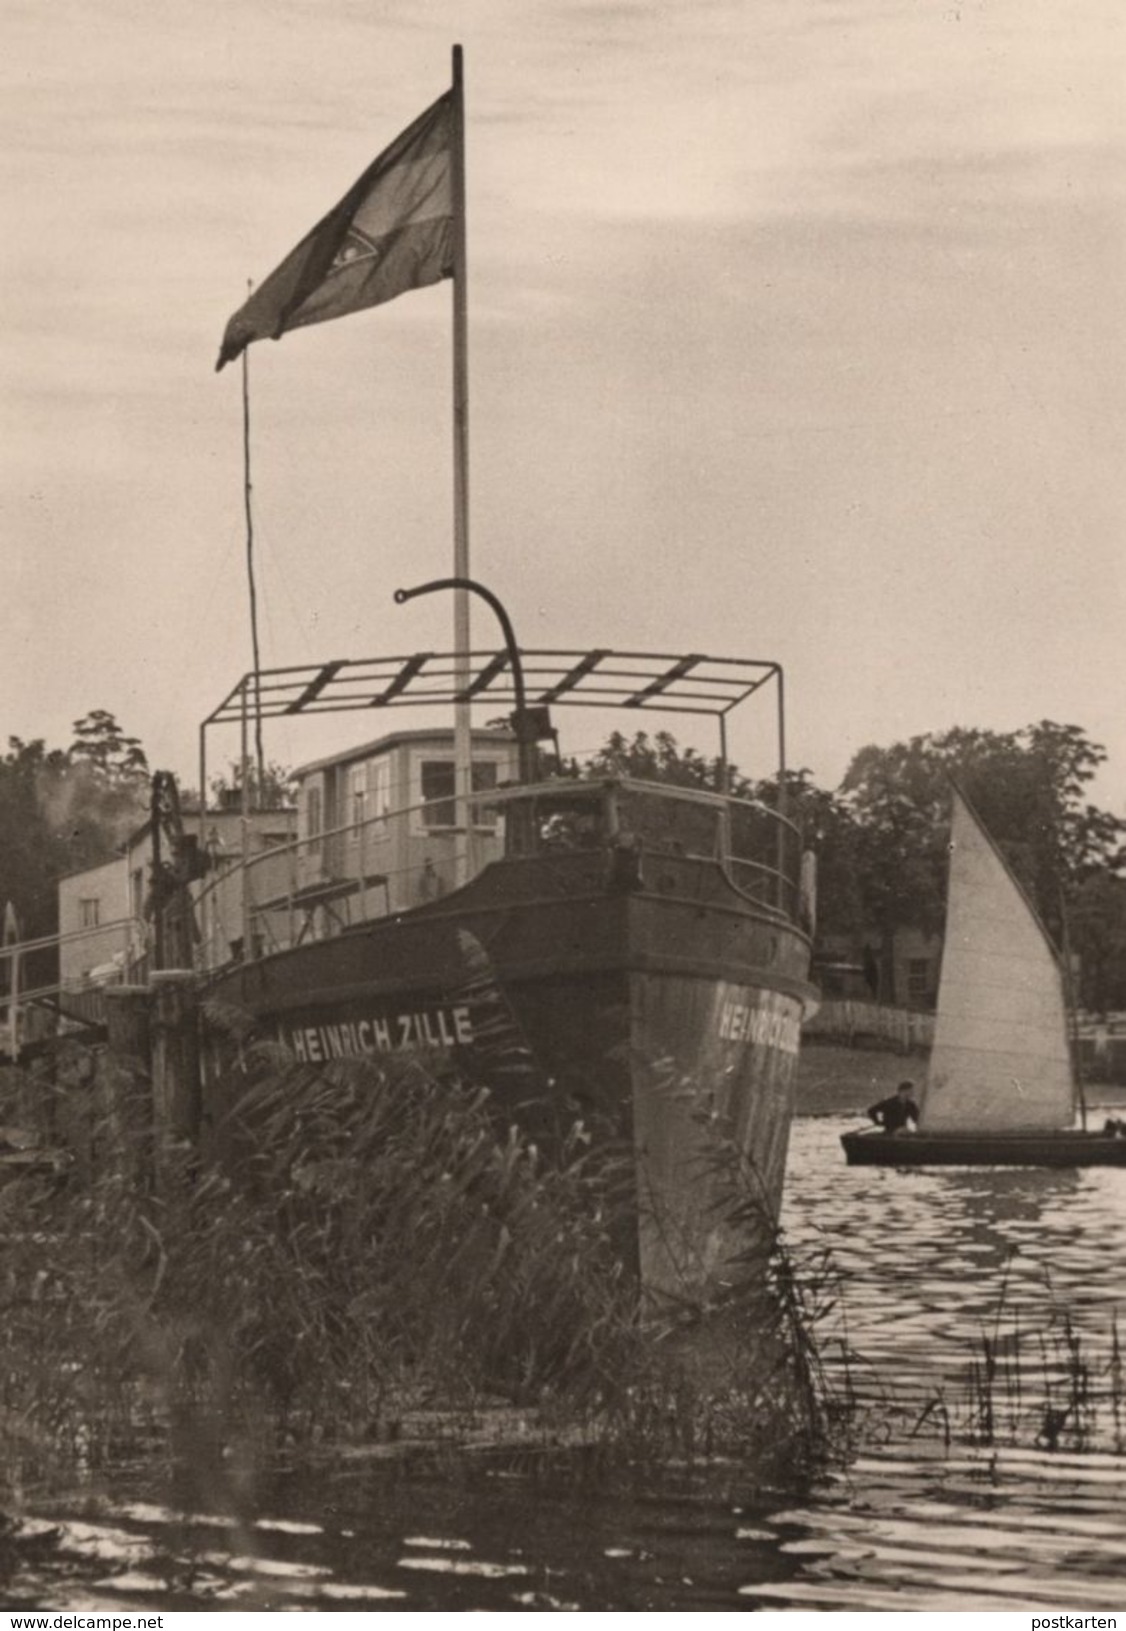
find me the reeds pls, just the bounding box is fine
[0,1041,849,1503]
[595,1068,861,1475]
[957,1261,1119,1453]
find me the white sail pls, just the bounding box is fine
[920,786,1075,1133]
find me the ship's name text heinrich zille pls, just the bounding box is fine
[717,998,800,1054]
[285,1006,474,1063]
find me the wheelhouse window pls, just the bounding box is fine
[535,794,605,851]
[420,759,500,831]
[502,789,607,857]
[617,787,722,858]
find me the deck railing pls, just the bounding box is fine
[192,790,485,966]
[192,777,806,967]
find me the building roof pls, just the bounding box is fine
[294,726,516,779]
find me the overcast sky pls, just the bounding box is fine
[3,0,1123,805]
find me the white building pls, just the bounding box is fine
[57,806,296,989]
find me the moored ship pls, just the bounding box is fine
[199,62,822,1297]
[200,645,818,1296]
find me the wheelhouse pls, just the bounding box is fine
[193,647,806,964]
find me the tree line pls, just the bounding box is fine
[0,712,150,943]
[0,718,298,939]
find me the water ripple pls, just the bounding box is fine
[9,1112,1125,1610]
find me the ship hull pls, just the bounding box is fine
[841,1129,1126,1168]
[206,854,813,1296]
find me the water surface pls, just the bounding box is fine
[7,1113,1125,1611]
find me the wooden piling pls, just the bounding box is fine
[150,970,202,1181]
[101,983,154,1186]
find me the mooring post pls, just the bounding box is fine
[149,970,202,1184]
[101,983,154,1187]
[103,984,153,1080]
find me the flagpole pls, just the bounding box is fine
[242,286,266,801]
[451,42,473,886]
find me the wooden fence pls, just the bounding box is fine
[803,999,934,1054]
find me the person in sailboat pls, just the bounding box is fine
[867,1080,920,1135]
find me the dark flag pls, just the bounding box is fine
[216,91,454,371]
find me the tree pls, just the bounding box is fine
[68,709,148,785]
[0,737,73,942]
[0,713,151,951]
[841,721,1125,955]
[209,759,297,812]
[1069,873,1126,1015]
[764,770,866,942]
[584,730,741,794]
[50,712,151,878]
[1020,720,1125,889]
[582,731,867,941]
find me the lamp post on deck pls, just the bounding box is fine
[393,577,539,784]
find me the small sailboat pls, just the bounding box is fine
[842,784,1126,1167]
